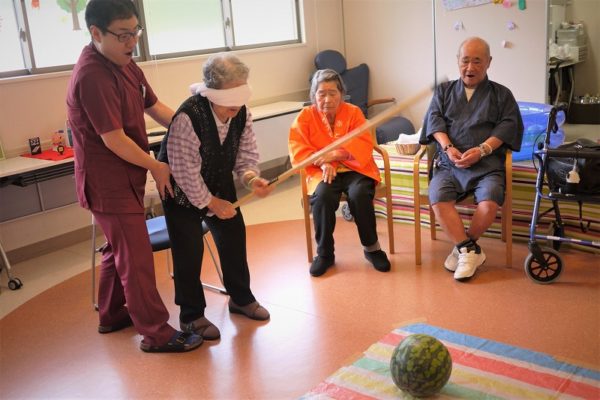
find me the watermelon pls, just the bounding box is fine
[389,334,452,397]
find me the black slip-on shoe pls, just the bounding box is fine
[364,250,391,272]
[309,255,335,277]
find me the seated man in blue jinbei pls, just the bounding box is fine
[420,36,523,281]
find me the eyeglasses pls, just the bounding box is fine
[105,26,143,43]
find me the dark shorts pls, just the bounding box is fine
[428,166,505,206]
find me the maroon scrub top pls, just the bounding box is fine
[67,43,158,214]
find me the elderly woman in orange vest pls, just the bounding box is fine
[289,69,391,277]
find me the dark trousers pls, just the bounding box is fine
[92,211,175,346]
[163,201,256,323]
[310,171,378,257]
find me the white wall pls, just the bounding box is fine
[342,0,435,128]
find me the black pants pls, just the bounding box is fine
[163,201,256,323]
[310,171,378,258]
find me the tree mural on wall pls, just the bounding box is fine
[58,0,86,31]
[32,0,86,30]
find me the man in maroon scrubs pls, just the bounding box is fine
[66,0,201,353]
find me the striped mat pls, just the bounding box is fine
[300,323,600,399]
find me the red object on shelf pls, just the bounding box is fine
[21,147,74,161]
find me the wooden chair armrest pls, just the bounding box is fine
[414,144,428,161]
[413,145,427,194]
[374,144,392,190]
[367,97,396,108]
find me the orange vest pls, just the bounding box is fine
[289,102,380,194]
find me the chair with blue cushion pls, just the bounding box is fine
[91,215,226,310]
[313,49,415,144]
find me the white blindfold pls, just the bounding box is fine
[189,82,252,107]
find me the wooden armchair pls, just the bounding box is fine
[301,128,394,262]
[412,144,513,266]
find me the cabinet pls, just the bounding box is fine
[0,159,76,222]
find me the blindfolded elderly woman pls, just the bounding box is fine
[158,53,273,340]
[289,68,391,277]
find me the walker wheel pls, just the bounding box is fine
[524,246,562,284]
[8,278,23,290]
[341,203,354,221]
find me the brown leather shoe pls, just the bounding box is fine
[228,299,270,321]
[180,317,220,340]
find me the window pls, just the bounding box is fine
[0,1,25,74]
[142,0,226,57]
[230,0,298,47]
[0,0,302,77]
[23,0,90,70]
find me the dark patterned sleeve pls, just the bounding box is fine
[420,83,448,145]
[491,87,524,152]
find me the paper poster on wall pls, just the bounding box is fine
[443,0,492,11]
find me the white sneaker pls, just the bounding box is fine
[454,247,486,281]
[444,247,459,272]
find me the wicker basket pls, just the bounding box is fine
[395,143,420,155]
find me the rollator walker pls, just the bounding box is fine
[525,106,600,283]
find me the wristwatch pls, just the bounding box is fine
[443,143,454,152]
[478,143,491,158]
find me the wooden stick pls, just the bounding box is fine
[233,83,435,208]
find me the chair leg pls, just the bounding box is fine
[506,220,512,267]
[166,249,173,278]
[301,176,313,262]
[385,194,394,255]
[503,189,513,268]
[504,152,513,268]
[501,203,513,267]
[201,236,227,295]
[91,216,98,311]
[414,195,422,266]
[304,207,313,262]
[429,204,437,241]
